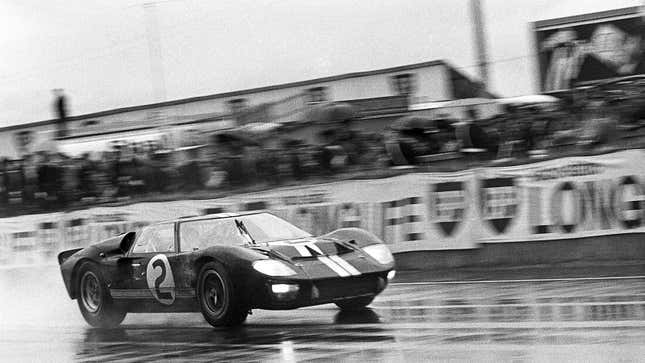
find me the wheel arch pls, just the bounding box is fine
[192,254,253,306]
[192,255,226,287]
[70,259,98,299]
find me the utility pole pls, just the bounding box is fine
[470,0,490,91]
[143,2,167,102]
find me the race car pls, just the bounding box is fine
[58,211,396,328]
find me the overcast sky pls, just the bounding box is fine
[0,0,641,127]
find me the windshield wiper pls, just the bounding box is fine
[235,219,256,245]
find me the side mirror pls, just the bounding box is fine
[119,232,137,254]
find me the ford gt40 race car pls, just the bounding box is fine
[58,211,396,328]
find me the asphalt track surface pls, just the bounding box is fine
[1,265,645,362]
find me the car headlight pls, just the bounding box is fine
[362,244,394,265]
[252,260,297,276]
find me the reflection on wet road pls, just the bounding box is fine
[2,270,645,362]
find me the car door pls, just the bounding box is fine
[124,223,180,306]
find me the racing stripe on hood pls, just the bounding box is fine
[293,244,312,257]
[303,241,322,254]
[317,256,350,277]
[272,239,358,277]
[304,241,357,277]
[291,240,325,258]
[329,255,361,276]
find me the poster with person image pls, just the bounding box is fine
[535,8,645,92]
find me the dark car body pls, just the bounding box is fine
[58,211,395,314]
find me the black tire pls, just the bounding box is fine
[76,263,127,328]
[196,262,248,327]
[335,296,375,311]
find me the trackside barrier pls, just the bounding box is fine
[337,203,362,228]
[381,197,425,244]
[65,218,87,249]
[272,202,419,245]
[0,233,9,265]
[37,222,59,261]
[287,204,333,237]
[333,202,381,234]
[243,201,269,211]
[11,231,37,265]
[3,149,645,266]
[202,201,239,216]
[0,198,489,266]
[202,207,225,215]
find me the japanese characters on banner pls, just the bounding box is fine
[1,150,644,266]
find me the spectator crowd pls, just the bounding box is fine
[387,77,645,165]
[0,123,387,217]
[2,77,645,217]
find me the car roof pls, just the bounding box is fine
[147,210,267,227]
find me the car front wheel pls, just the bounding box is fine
[197,262,248,327]
[76,263,126,328]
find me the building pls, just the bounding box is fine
[0,59,489,158]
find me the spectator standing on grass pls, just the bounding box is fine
[179,147,203,191]
[289,141,304,180]
[0,159,7,213]
[456,108,499,157]
[582,100,617,148]
[22,155,37,207]
[37,153,60,210]
[59,154,77,206]
[317,130,335,174]
[243,145,260,185]
[78,153,97,200]
[337,118,363,165]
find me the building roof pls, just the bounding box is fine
[0,59,447,133]
[533,6,639,29]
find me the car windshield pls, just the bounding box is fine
[236,213,311,244]
[179,213,311,251]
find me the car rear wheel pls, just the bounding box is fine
[197,262,248,327]
[335,296,375,311]
[76,263,126,328]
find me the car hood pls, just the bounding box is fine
[261,237,354,258]
[251,237,387,278]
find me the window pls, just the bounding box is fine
[236,213,311,243]
[307,86,328,103]
[180,219,247,252]
[179,213,311,251]
[228,98,248,114]
[391,73,416,96]
[131,224,175,253]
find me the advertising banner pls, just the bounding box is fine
[534,7,645,92]
[478,149,645,242]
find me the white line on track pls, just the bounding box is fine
[370,300,645,309]
[391,275,645,285]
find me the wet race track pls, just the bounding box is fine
[2,266,645,362]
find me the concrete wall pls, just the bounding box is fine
[394,233,645,270]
